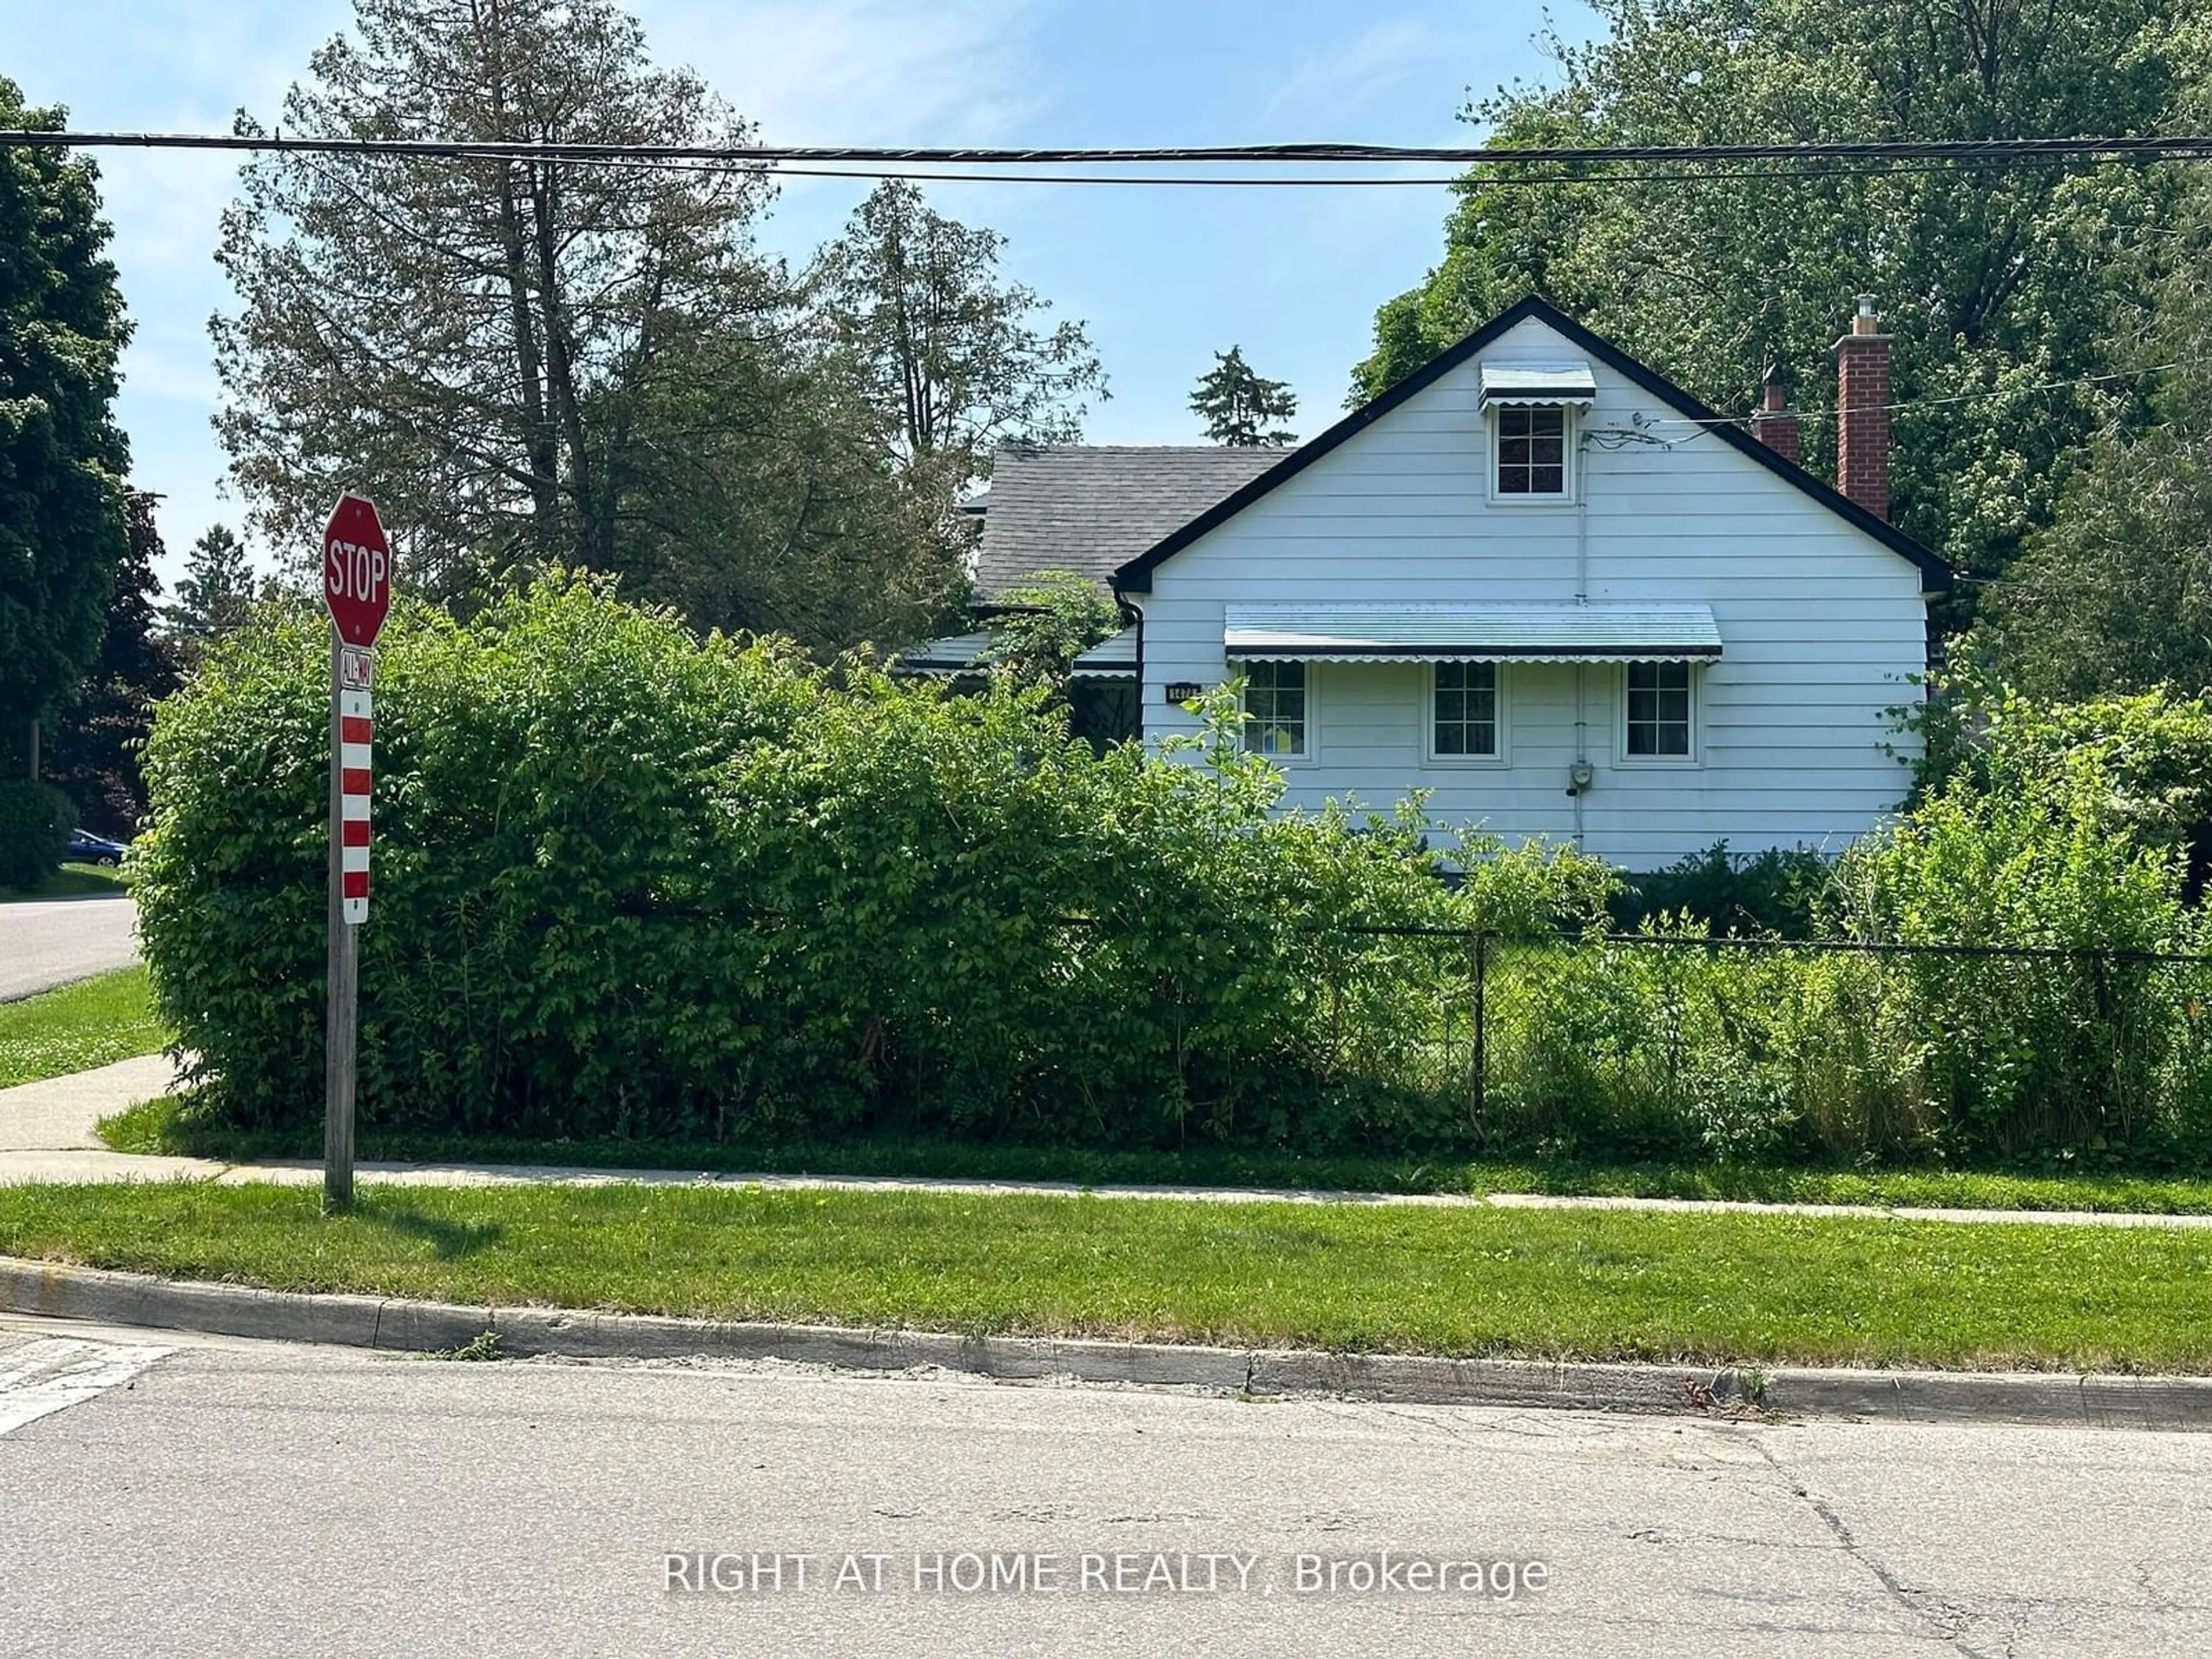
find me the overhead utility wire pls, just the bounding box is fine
[1639,353,2212,432]
[8,131,2212,167]
[548,156,2048,188]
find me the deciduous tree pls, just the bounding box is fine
[1980,168,2212,696]
[0,77,131,779]
[1353,0,2194,615]
[46,489,181,836]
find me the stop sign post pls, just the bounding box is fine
[322,493,391,1210]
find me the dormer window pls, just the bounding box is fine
[1497,406,1567,495]
[1480,361,1594,506]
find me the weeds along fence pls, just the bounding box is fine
[1044,917,2212,1165]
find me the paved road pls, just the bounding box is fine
[1,1315,2206,1657]
[0,896,136,1001]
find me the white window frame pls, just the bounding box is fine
[1616,660,1700,766]
[1487,403,1578,506]
[1236,658,1317,766]
[1424,661,1509,766]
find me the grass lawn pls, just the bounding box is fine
[0,968,172,1089]
[1,1179,2208,1372]
[99,1090,2212,1218]
[0,863,127,903]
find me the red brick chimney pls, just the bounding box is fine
[1750,362,1801,466]
[1834,294,1891,521]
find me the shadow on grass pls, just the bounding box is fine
[100,1094,2212,1215]
[355,1196,505,1261]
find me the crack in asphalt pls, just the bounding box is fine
[1750,1435,2005,1659]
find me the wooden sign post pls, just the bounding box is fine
[321,494,391,1210]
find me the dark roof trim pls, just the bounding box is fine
[1112,295,1952,595]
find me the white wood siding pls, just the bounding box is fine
[1135,316,1929,870]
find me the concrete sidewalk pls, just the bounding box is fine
[0,1055,177,1156]
[6,1052,2212,1230]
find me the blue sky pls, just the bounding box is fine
[0,0,1593,585]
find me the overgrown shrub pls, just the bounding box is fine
[1488,928,1938,1163]
[135,577,1610,1154]
[137,605,2212,1170]
[0,778,73,888]
[1485,735,2212,1166]
[1608,841,1831,937]
[1827,752,2212,1159]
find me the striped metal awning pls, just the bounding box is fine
[1224,603,1722,664]
[1478,362,1597,406]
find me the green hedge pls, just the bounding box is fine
[0,778,73,889]
[134,577,1606,1153]
[135,583,2212,1168]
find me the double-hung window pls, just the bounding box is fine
[1241,660,1307,757]
[1432,662,1499,757]
[1625,661,1692,757]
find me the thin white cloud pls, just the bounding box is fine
[94,148,241,277]
[641,0,1045,145]
[1261,18,1448,126]
[119,340,221,407]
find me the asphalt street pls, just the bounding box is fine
[0,897,137,1002]
[1,1315,2206,1657]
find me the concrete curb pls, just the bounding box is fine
[7,1255,2212,1429]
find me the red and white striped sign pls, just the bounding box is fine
[338,646,373,923]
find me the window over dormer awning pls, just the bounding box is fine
[1478,362,1597,407]
[1224,603,1721,664]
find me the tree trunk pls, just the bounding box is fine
[476,1,561,566]
[530,162,602,567]
[494,169,561,561]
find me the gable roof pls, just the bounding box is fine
[973,445,1291,599]
[1112,296,1952,595]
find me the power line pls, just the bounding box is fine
[6,130,2212,170]
[574,157,2051,188]
[1638,354,2212,433]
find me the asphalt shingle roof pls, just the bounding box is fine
[973,445,1292,599]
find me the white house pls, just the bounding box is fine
[956,296,1950,870]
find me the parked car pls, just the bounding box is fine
[66,829,128,866]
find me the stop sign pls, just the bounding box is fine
[323,493,392,646]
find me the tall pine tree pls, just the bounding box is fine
[1190,347,1297,446]
[816,180,1107,493]
[164,523,259,654]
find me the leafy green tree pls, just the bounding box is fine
[603,342,968,652]
[1979,168,2212,696]
[1354,0,2194,612]
[985,569,1124,684]
[45,489,182,836]
[163,523,260,653]
[1190,346,1298,446]
[0,77,131,780]
[213,0,786,602]
[815,180,1107,494]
